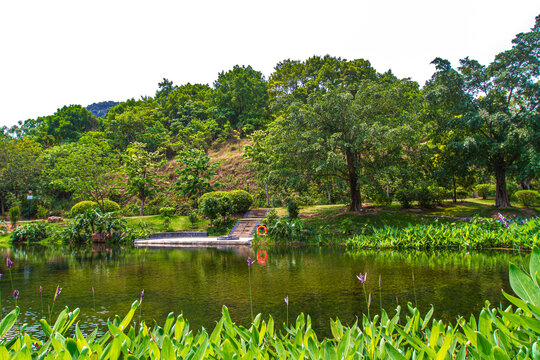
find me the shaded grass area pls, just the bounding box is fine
[124,215,210,233]
[270,198,538,237]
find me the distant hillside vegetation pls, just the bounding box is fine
[86,101,120,118]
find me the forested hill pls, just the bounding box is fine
[86,101,119,118]
[0,15,538,217]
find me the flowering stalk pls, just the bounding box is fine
[49,286,62,322]
[284,296,289,327]
[379,274,382,315]
[247,257,254,322]
[6,258,14,293]
[39,286,44,318]
[13,289,18,308]
[92,287,95,312]
[357,273,370,321]
[139,290,144,321]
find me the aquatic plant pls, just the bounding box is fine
[346,217,540,250]
[0,248,538,358]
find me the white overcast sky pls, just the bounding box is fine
[1,0,538,127]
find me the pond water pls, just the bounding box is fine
[0,244,526,338]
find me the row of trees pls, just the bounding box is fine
[1,15,538,214]
[247,16,539,210]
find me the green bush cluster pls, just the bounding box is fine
[8,206,21,227]
[158,207,176,217]
[515,190,539,207]
[198,190,253,215]
[395,186,452,208]
[1,247,540,359]
[70,200,120,216]
[475,183,495,199]
[11,222,49,242]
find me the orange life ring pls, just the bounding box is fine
[257,250,268,262]
[256,225,268,237]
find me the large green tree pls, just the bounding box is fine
[258,76,422,211]
[426,15,540,207]
[124,142,165,216]
[19,105,99,145]
[174,149,219,200]
[43,135,120,211]
[0,138,43,215]
[213,65,269,133]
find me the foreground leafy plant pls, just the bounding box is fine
[1,247,540,358]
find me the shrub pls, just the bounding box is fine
[71,200,120,217]
[395,189,414,208]
[515,190,539,207]
[414,187,436,208]
[227,190,253,213]
[36,205,49,219]
[188,211,199,227]
[456,188,469,201]
[11,222,49,242]
[102,200,120,213]
[0,220,7,235]
[159,207,176,217]
[199,195,233,220]
[8,206,21,227]
[70,201,98,217]
[199,190,252,213]
[475,184,495,199]
[287,199,299,219]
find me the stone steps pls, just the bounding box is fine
[229,209,269,237]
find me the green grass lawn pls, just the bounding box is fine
[124,215,211,233]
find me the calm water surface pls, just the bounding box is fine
[0,244,526,337]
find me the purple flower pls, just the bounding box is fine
[356,273,367,285]
[140,290,144,299]
[6,258,13,269]
[54,287,62,302]
[247,257,253,266]
[39,286,42,295]
[284,296,289,306]
[0,274,3,280]
[13,290,19,299]
[92,287,94,297]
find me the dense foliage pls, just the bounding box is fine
[0,16,538,217]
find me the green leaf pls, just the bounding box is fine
[384,342,407,360]
[530,246,540,286]
[0,308,19,339]
[492,345,511,360]
[509,264,540,306]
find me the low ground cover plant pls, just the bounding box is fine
[346,215,540,250]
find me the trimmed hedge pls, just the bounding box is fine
[70,200,120,216]
[198,190,253,214]
[515,190,539,207]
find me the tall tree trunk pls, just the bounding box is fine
[140,197,145,216]
[346,150,361,211]
[265,183,269,207]
[452,175,457,203]
[495,165,511,208]
[327,189,332,203]
[0,196,4,217]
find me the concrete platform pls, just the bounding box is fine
[134,237,252,247]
